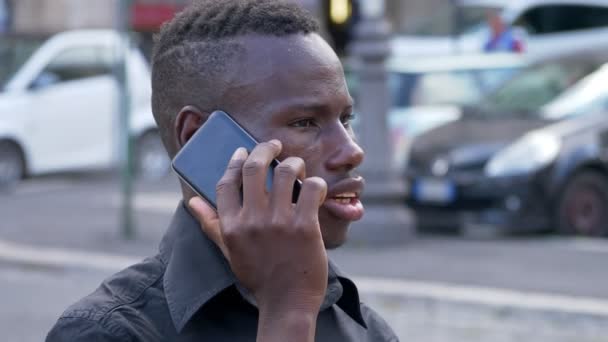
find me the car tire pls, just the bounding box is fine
[556,170,608,236]
[134,131,170,181]
[0,141,25,190]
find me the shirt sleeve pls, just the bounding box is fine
[46,316,124,342]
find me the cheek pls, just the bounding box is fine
[272,131,323,175]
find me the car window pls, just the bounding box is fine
[410,71,480,106]
[476,67,521,92]
[400,5,502,37]
[481,60,599,113]
[389,65,523,109]
[37,46,114,85]
[515,5,608,35]
[0,37,44,90]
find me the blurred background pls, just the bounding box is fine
[2,0,608,341]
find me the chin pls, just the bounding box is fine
[320,221,350,250]
[324,239,346,250]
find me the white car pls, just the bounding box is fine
[392,0,608,58]
[0,30,169,188]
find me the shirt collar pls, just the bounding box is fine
[160,202,367,332]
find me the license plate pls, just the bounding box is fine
[413,178,456,204]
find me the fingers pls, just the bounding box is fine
[216,147,248,216]
[242,140,282,208]
[270,157,306,209]
[188,196,229,259]
[295,177,327,219]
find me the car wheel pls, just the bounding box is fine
[557,170,608,236]
[135,131,170,181]
[0,142,24,190]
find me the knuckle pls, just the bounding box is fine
[222,227,238,244]
[269,213,287,230]
[215,179,232,194]
[241,214,261,232]
[243,160,263,176]
[293,217,315,234]
[275,163,296,178]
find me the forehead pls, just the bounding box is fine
[235,33,342,79]
[223,33,349,114]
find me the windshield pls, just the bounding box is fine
[478,60,600,114]
[542,64,608,120]
[389,66,520,108]
[400,5,502,37]
[0,37,44,90]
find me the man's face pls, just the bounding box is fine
[219,33,365,248]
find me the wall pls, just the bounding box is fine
[12,0,118,35]
[386,0,451,34]
[10,0,451,38]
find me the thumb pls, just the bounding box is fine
[188,197,229,259]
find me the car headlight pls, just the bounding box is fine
[485,132,561,177]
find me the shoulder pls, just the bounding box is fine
[360,302,400,342]
[46,257,166,342]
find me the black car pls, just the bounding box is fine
[405,54,608,236]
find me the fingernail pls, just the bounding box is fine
[269,139,281,148]
[231,147,247,161]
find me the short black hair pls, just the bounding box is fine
[151,0,320,156]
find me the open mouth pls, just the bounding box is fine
[323,192,364,221]
[329,192,358,204]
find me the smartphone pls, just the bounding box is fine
[172,110,301,210]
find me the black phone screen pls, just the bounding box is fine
[172,110,301,209]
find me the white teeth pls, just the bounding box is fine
[330,192,357,204]
[334,192,356,198]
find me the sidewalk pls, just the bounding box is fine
[2,237,608,342]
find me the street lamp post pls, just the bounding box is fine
[115,0,135,240]
[347,0,414,245]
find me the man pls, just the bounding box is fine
[483,9,524,53]
[46,0,398,341]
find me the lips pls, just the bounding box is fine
[322,177,365,221]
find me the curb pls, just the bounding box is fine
[1,238,607,341]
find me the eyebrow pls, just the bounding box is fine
[280,98,355,114]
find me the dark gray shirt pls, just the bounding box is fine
[46,203,399,341]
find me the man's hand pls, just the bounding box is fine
[188,140,328,341]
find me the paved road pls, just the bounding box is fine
[2,173,608,341]
[0,262,111,342]
[2,173,608,298]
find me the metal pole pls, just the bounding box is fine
[347,0,414,245]
[115,0,135,239]
[450,0,462,54]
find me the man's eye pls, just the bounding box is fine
[290,118,318,128]
[341,113,355,127]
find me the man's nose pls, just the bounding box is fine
[325,127,365,172]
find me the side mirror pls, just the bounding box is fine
[29,71,60,90]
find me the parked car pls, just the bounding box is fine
[347,53,526,169]
[392,0,608,58]
[0,30,170,188]
[405,50,608,236]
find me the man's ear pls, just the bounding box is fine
[174,106,210,148]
